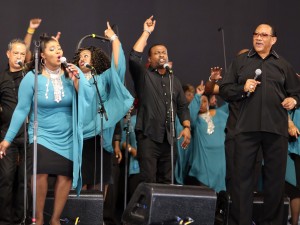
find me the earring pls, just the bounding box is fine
[41,58,45,66]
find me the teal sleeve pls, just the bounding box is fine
[189,94,201,127]
[72,69,94,193]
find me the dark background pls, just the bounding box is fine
[1,0,299,93]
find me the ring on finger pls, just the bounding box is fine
[250,85,254,89]
[0,151,3,155]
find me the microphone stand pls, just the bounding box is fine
[20,68,28,225]
[168,72,175,185]
[123,111,131,209]
[76,34,109,50]
[91,69,108,193]
[31,40,40,225]
[218,27,227,73]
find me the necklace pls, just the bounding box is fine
[44,65,65,103]
[44,66,61,76]
[200,111,215,135]
[84,71,92,80]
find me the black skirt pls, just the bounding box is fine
[285,181,300,200]
[28,144,73,177]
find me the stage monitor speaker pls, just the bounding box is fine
[122,183,217,225]
[44,190,103,225]
[215,191,289,225]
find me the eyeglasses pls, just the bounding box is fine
[253,32,274,38]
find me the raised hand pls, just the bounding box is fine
[210,67,222,81]
[196,80,205,95]
[29,18,42,29]
[52,32,61,42]
[144,15,156,33]
[104,21,116,39]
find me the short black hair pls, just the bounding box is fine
[255,23,277,37]
[147,43,167,56]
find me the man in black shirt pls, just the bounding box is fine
[219,24,300,225]
[0,39,27,225]
[129,16,191,184]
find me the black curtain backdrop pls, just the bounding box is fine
[0,0,299,93]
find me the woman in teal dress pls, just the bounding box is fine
[0,35,93,225]
[175,83,204,184]
[189,94,228,192]
[72,22,133,196]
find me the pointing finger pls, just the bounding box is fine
[107,21,111,29]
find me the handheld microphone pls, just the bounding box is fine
[84,62,95,70]
[246,68,262,97]
[60,57,80,79]
[17,60,23,67]
[17,60,25,70]
[163,63,173,74]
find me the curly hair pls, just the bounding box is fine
[72,46,111,74]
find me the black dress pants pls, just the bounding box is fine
[225,137,263,196]
[230,132,287,225]
[0,143,25,225]
[136,131,176,184]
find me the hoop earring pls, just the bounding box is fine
[41,58,45,66]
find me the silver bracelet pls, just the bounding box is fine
[144,29,151,35]
[209,75,218,83]
[110,34,118,42]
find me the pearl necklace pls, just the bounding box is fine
[44,66,65,103]
[84,71,93,80]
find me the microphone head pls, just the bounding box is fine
[60,56,67,64]
[16,60,23,67]
[84,62,92,69]
[255,68,262,76]
[163,63,169,69]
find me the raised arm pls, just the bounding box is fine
[104,21,120,69]
[24,18,42,62]
[133,15,156,53]
[205,66,222,95]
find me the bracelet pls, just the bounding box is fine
[209,75,218,83]
[144,29,151,35]
[27,27,35,35]
[110,34,118,42]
